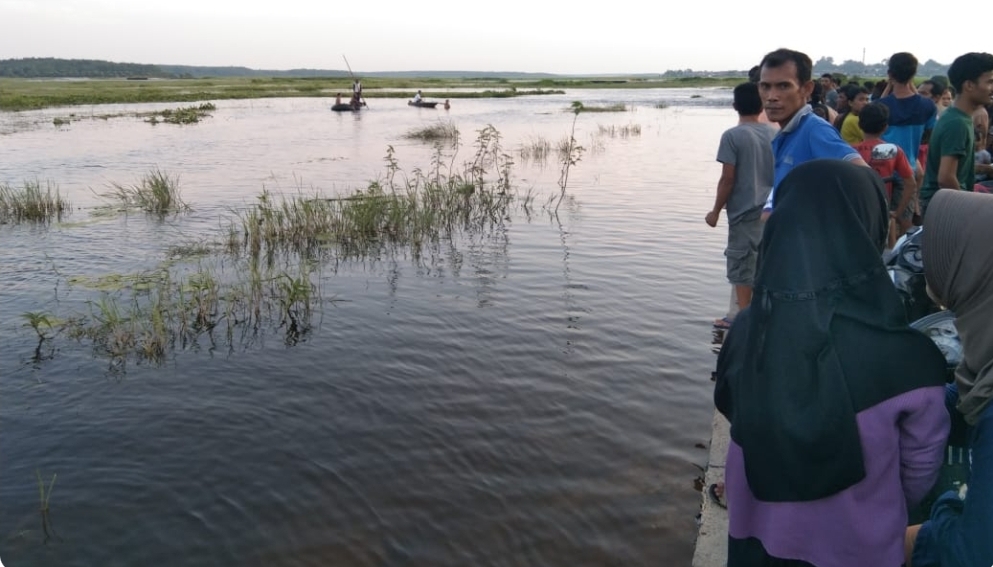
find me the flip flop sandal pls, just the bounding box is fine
[713,317,733,330]
[707,483,727,509]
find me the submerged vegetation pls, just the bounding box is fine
[519,136,552,164]
[568,101,628,113]
[0,180,71,224]
[597,123,642,138]
[402,120,460,142]
[100,169,190,214]
[142,103,215,125]
[18,125,553,370]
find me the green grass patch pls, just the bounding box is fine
[100,169,190,214]
[402,120,460,141]
[0,180,71,224]
[569,101,628,113]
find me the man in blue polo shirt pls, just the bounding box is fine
[759,48,866,214]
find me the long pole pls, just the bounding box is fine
[342,55,355,79]
[342,55,365,108]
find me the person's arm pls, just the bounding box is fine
[898,387,950,506]
[912,406,993,567]
[937,155,962,190]
[706,163,735,227]
[894,151,917,221]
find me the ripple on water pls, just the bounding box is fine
[0,92,733,566]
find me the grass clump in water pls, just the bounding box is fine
[596,123,642,138]
[519,136,552,165]
[142,103,216,125]
[231,125,525,262]
[0,180,72,224]
[402,120,460,142]
[568,101,627,113]
[101,169,190,214]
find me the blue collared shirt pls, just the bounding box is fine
[763,105,862,212]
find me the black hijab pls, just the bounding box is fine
[714,159,948,502]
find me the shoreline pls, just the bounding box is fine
[691,410,729,567]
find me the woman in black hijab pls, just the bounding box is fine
[714,159,949,567]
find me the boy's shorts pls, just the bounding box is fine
[890,186,915,222]
[726,218,763,286]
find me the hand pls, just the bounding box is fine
[705,211,719,227]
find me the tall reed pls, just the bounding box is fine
[102,169,190,214]
[0,181,71,224]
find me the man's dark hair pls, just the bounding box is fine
[733,82,763,115]
[841,84,867,101]
[760,48,813,83]
[948,52,993,94]
[748,65,761,83]
[918,80,936,97]
[887,52,918,84]
[821,73,834,80]
[858,102,890,135]
[929,75,949,94]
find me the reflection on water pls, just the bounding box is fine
[0,89,737,566]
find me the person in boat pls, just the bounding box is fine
[714,159,949,567]
[444,99,450,110]
[412,90,422,104]
[335,93,342,106]
[906,189,993,567]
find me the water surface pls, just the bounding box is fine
[1,88,736,566]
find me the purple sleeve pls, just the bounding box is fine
[899,386,950,506]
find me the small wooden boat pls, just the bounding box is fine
[407,100,438,108]
[331,102,366,112]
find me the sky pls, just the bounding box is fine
[0,0,981,74]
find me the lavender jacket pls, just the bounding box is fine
[726,386,949,567]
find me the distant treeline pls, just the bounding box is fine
[662,56,950,81]
[0,58,167,78]
[0,56,951,81]
[0,58,565,79]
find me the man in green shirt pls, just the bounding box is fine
[920,52,993,217]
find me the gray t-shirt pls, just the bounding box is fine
[716,122,778,224]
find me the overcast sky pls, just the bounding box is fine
[1,0,979,74]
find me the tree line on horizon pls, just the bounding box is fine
[0,58,562,80]
[1,56,951,81]
[662,56,949,80]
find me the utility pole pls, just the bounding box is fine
[862,48,866,65]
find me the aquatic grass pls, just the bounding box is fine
[22,126,565,369]
[402,120,460,142]
[654,101,669,109]
[554,104,585,213]
[102,169,190,214]
[596,123,642,138]
[0,180,71,224]
[36,471,56,513]
[568,101,628,113]
[22,312,59,340]
[231,125,519,262]
[59,259,323,368]
[518,136,552,165]
[142,103,216,125]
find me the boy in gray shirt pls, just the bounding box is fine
[706,82,778,328]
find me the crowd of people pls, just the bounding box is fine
[705,47,993,566]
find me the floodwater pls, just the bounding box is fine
[0,88,737,566]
